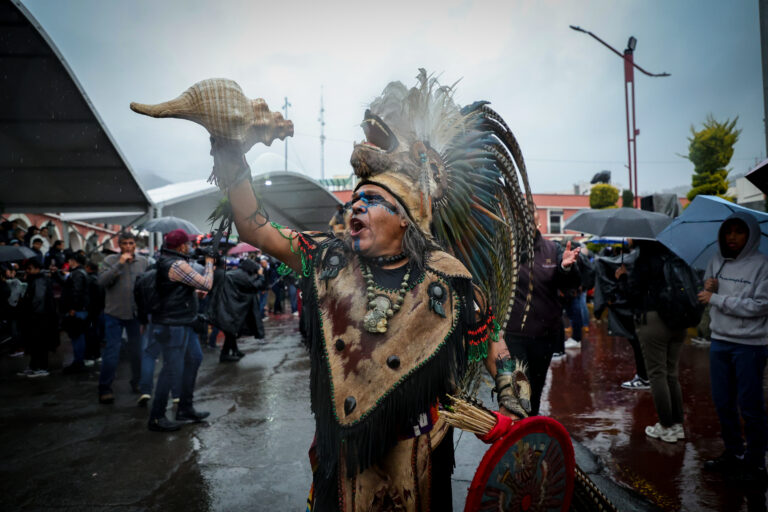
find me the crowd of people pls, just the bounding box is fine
[521,209,768,485]
[0,221,301,433]
[2,203,767,489]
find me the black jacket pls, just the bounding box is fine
[620,241,670,314]
[505,233,581,339]
[206,267,264,336]
[22,273,56,317]
[87,272,105,318]
[61,266,89,312]
[152,252,198,326]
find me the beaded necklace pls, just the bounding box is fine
[362,252,407,266]
[360,258,411,334]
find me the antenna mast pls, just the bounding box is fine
[319,86,326,180]
[282,96,291,171]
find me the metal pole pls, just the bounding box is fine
[623,50,634,207]
[319,87,326,180]
[570,26,670,208]
[760,0,768,155]
[283,97,291,171]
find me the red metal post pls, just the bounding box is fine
[623,50,635,206]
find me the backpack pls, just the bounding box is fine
[656,253,704,330]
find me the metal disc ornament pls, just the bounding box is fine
[465,416,575,512]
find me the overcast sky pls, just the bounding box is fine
[21,0,765,194]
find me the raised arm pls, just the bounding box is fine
[227,179,303,274]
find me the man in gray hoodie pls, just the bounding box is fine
[698,212,768,482]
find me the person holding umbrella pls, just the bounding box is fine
[698,213,768,482]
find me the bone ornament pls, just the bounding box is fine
[130,78,293,152]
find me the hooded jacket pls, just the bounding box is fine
[704,212,768,345]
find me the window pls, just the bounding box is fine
[549,210,563,234]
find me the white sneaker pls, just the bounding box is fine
[670,423,685,440]
[564,338,581,349]
[83,359,95,368]
[28,369,50,378]
[621,375,650,390]
[10,350,25,358]
[645,423,678,443]
[172,398,180,404]
[16,368,34,377]
[551,352,567,361]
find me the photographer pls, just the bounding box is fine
[148,229,213,432]
[97,232,148,404]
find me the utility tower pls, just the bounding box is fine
[283,97,291,171]
[319,87,326,180]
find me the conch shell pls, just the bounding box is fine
[130,78,293,151]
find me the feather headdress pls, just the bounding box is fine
[351,69,536,332]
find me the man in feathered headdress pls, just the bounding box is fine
[133,71,536,511]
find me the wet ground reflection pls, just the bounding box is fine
[542,322,767,511]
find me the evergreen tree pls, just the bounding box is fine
[590,184,620,209]
[686,115,740,201]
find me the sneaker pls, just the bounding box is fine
[564,338,581,349]
[148,416,182,432]
[176,407,210,423]
[137,394,151,407]
[28,369,50,378]
[292,311,299,316]
[16,368,34,377]
[690,336,710,346]
[670,423,685,440]
[645,423,678,443]
[10,350,25,358]
[621,375,650,390]
[83,359,95,368]
[172,397,180,404]
[704,451,744,473]
[551,352,567,361]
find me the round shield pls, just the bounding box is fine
[465,416,575,512]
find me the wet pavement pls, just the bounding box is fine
[0,314,764,511]
[544,322,768,512]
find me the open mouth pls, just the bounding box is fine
[360,110,398,152]
[349,217,368,237]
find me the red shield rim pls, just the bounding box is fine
[464,416,575,512]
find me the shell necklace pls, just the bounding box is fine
[361,259,411,334]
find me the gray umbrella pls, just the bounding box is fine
[141,216,202,235]
[564,208,672,240]
[0,245,36,262]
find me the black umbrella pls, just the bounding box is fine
[141,216,201,235]
[0,245,36,262]
[563,208,672,240]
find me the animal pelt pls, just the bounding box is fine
[301,239,474,509]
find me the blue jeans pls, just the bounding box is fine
[258,291,268,318]
[138,322,181,399]
[98,315,142,394]
[139,323,158,395]
[566,296,583,342]
[208,326,220,348]
[579,292,589,326]
[288,283,298,313]
[149,325,203,420]
[710,339,768,467]
[70,311,89,364]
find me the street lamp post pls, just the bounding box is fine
[570,26,670,207]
